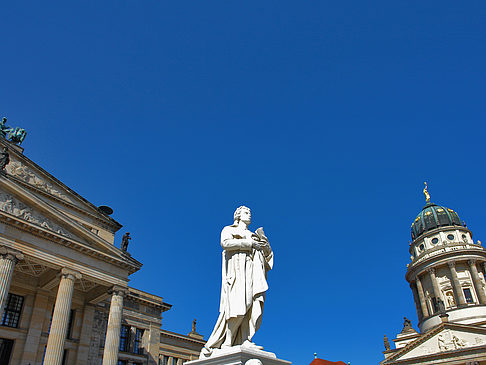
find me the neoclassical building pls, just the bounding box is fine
[382,186,486,364]
[0,138,204,364]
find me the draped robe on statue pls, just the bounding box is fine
[203,224,273,351]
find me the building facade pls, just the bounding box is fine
[0,138,204,364]
[382,187,486,364]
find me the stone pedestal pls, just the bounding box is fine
[187,346,291,365]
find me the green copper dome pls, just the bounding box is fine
[411,202,463,240]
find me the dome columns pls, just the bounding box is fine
[447,261,467,307]
[412,275,429,319]
[468,260,486,305]
[427,268,442,310]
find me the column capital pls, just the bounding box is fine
[447,261,456,269]
[468,259,477,266]
[0,246,23,263]
[427,267,436,274]
[109,285,128,297]
[61,268,82,281]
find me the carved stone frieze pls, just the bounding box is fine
[6,160,72,202]
[0,189,72,238]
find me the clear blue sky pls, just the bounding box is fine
[2,1,486,364]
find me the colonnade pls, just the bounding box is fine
[410,259,486,320]
[0,245,127,365]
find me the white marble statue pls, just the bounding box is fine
[200,206,273,357]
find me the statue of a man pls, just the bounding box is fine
[201,206,273,357]
[0,147,10,171]
[121,232,131,251]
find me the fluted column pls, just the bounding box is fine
[102,286,127,365]
[415,275,429,318]
[44,268,81,365]
[448,261,467,306]
[468,260,486,304]
[0,246,23,319]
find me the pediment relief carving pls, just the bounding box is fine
[0,189,81,241]
[397,327,486,361]
[6,160,72,203]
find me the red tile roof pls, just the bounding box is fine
[310,358,347,365]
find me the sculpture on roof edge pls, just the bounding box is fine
[200,206,273,358]
[121,232,131,251]
[384,335,390,351]
[0,117,27,145]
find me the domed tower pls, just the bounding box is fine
[406,183,486,332]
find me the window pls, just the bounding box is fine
[66,310,75,339]
[432,238,439,244]
[117,361,128,365]
[0,338,14,364]
[172,357,178,365]
[61,350,68,365]
[464,288,474,304]
[447,234,455,240]
[119,325,131,352]
[133,328,144,354]
[162,355,169,365]
[1,293,24,328]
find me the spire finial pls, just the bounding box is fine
[314,353,317,359]
[423,182,431,203]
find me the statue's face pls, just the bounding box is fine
[239,209,251,225]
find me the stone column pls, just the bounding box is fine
[448,261,467,306]
[427,268,442,313]
[415,275,429,318]
[468,260,486,304]
[410,282,422,320]
[102,286,127,365]
[44,268,81,365]
[0,246,23,319]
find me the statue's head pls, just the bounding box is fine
[233,205,251,225]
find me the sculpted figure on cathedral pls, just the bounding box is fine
[200,206,273,357]
[0,147,9,171]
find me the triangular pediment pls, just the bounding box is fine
[385,323,486,363]
[3,143,121,231]
[0,175,141,272]
[0,186,86,243]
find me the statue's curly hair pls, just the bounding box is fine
[233,205,251,222]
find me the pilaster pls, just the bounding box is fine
[20,289,51,364]
[75,304,96,364]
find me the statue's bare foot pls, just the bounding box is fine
[242,340,263,350]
